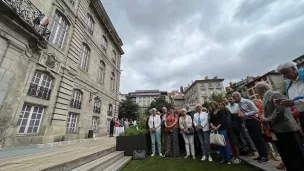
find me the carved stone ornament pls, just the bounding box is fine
[45,53,56,68]
[39,52,60,73]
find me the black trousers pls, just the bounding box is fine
[275,131,304,171]
[245,119,268,158]
[300,112,304,133]
[110,127,114,136]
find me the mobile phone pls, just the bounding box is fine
[274,99,283,103]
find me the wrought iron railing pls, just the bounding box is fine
[107,111,112,116]
[1,0,51,48]
[27,83,51,100]
[93,106,100,114]
[70,99,81,109]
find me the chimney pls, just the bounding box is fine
[205,76,209,80]
[214,76,218,79]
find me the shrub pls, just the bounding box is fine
[119,114,149,136]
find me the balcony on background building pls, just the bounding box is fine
[1,0,51,48]
[27,83,51,100]
[93,106,100,114]
[70,99,81,109]
[107,111,112,116]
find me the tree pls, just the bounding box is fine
[145,96,173,115]
[118,97,139,119]
[209,92,226,102]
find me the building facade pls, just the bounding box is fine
[184,77,225,109]
[229,76,257,98]
[0,0,123,147]
[245,71,285,99]
[293,54,304,68]
[128,90,168,114]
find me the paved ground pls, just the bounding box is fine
[0,136,116,171]
[240,155,281,171]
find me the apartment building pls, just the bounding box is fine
[0,0,123,147]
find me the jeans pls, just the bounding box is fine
[218,130,231,161]
[197,129,211,156]
[182,133,195,156]
[151,130,162,154]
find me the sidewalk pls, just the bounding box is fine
[0,136,116,171]
[240,155,281,171]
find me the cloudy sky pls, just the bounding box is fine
[102,0,304,94]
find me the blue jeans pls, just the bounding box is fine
[218,130,231,161]
[197,130,211,156]
[151,130,161,154]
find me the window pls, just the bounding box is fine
[93,98,101,113]
[112,50,116,64]
[18,105,44,134]
[98,61,105,83]
[49,11,68,49]
[108,104,113,116]
[80,44,90,71]
[202,91,206,95]
[208,83,212,87]
[28,71,52,100]
[86,14,94,34]
[66,113,78,133]
[70,90,82,109]
[110,72,115,91]
[101,35,107,50]
[217,82,221,87]
[91,117,99,132]
[201,83,205,87]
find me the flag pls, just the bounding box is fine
[38,13,49,26]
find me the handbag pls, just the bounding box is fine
[132,150,146,160]
[165,127,173,133]
[210,131,226,146]
[181,116,194,135]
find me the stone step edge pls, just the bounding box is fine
[70,151,124,171]
[104,156,132,171]
[240,156,275,171]
[41,146,116,171]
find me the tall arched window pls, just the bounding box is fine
[80,44,90,71]
[86,14,94,34]
[110,72,115,91]
[93,98,101,113]
[108,104,113,116]
[98,61,105,83]
[70,89,82,109]
[28,71,53,100]
[101,35,107,50]
[49,11,69,49]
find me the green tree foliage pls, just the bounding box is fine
[118,97,139,120]
[209,92,226,102]
[202,100,210,109]
[119,113,148,136]
[145,96,173,115]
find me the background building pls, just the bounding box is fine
[245,71,285,99]
[168,90,184,110]
[293,54,304,67]
[128,90,168,114]
[184,76,225,109]
[228,76,257,98]
[119,93,127,101]
[0,0,123,147]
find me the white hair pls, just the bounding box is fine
[232,92,241,97]
[180,108,187,113]
[195,104,202,109]
[276,62,297,72]
[150,108,157,114]
[254,82,272,92]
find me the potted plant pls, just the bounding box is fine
[116,114,149,156]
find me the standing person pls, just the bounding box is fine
[148,108,162,157]
[209,101,231,164]
[129,119,133,126]
[164,107,179,157]
[179,108,195,159]
[232,92,269,163]
[277,62,304,133]
[255,82,304,171]
[120,119,124,133]
[193,104,213,161]
[115,118,121,135]
[109,119,115,137]
[219,102,241,164]
[124,119,129,129]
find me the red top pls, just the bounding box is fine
[166,114,178,128]
[115,120,120,127]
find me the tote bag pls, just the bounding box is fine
[133,150,146,160]
[210,131,226,146]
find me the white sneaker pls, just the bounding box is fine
[184,155,189,159]
[192,155,196,160]
[151,153,155,157]
[159,153,163,157]
[208,156,213,162]
[201,156,206,161]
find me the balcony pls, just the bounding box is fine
[93,106,100,114]
[1,0,51,48]
[27,83,51,100]
[70,99,81,109]
[107,110,112,116]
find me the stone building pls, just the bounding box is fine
[228,76,257,98]
[184,77,225,109]
[245,71,284,99]
[0,0,123,147]
[293,54,304,68]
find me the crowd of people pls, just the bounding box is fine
[111,118,137,136]
[147,62,304,171]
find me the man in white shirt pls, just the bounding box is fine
[148,108,162,157]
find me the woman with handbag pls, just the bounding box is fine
[209,101,232,165]
[179,108,195,159]
[164,107,180,157]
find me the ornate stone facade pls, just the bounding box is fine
[0,0,123,147]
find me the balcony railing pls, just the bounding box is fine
[93,106,100,114]
[1,0,51,48]
[107,111,112,116]
[70,99,81,109]
[27,83,51,100]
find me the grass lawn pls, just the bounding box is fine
[122,156,259,171]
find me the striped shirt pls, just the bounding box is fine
[238,98,259,118]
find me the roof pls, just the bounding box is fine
[91,0,124,55]
[128,90,168,95]
[245,70,280,87]
[293,54,304,62]
[184,78,224,94]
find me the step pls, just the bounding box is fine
[103,156,132,171]
[71,151,125,171]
